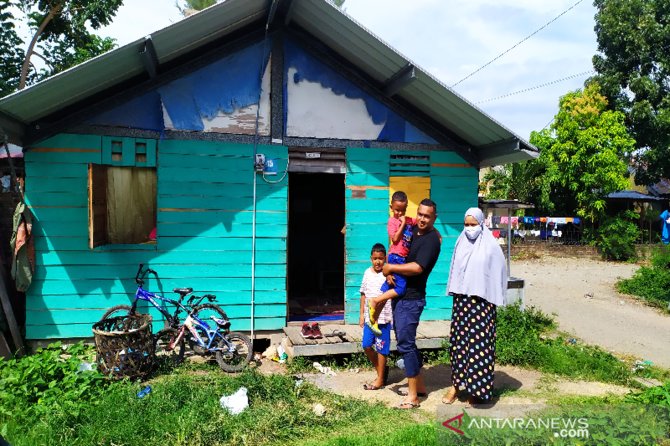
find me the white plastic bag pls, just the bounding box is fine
[312,361,336,376]
[219,387,249,415]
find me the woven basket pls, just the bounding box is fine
[92,314,154,380]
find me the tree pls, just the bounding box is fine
[481,160,545,205]
[176,0,216,15]
[592,0,670,184]
[529,83,634,221]
[0,0,122,95]
[0,2,24,97]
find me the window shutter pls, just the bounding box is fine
[88,164,108,249]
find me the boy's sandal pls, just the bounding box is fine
[363,383,383,391]
[395,401,420,410]
[396,387,427,397]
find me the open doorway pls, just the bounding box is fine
[288,172,345,322]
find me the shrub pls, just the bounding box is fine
[625,381,670,408]
[0,342,112,420]
[496,304,631,384]
[596,211,641,261]
[617,245,670,308]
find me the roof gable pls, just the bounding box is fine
[0,0,537,166]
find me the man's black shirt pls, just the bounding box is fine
[402,226,441,299]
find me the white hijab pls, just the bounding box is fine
[447,207,508,306]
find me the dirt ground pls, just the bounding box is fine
[513,256,670,368]
[256,255,668,414]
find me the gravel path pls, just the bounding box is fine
[513,256,670,368]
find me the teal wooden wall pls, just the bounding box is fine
[25,133,288,338]
[343,147,478,324]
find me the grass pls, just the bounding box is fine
[617,244,670,311]
[2,336,669,445]
[495,304,633,385]
[1,352,422,446]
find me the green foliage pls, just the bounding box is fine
[496,304,555,366]
[617,244,670,309]
[626,381,670,408]
[0,342,112,422]
[480,160,545,204]
[2,365,418,446]
[0,1,24,97]
[529,83,634,221]
[596,210,641,261]
[496,304,631,384]
[593,0,670,184]
[1,0,122,95]
[176,0,216,14]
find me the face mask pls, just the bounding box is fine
[464,225,482,240]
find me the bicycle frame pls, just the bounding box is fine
[130,287,187,327]
[175,313,228,353]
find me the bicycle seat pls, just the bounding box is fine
[173,287,193,298]
[212,316,231,329]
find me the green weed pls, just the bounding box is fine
[496,304,632,384]
[617,245,670,310]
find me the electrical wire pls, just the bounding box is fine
[474,70,594,104]
[451,0,586,88]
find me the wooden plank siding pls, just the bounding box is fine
[24,134,288,338]
[427,150,479,320]
[344,147,390,324]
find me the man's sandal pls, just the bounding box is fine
[397,387,427,397]
[395,401,420,410]
[363,383,383,391]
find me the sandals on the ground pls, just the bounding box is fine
[442,388,458,405]
[396,387,427,397]
[363,383,383,391]
[395,401,420,409]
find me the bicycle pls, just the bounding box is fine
[156,294,253,373]
[100,264,228,339]
[100,263,228,355]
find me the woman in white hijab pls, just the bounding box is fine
[442,207,507,406]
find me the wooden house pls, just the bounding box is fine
[0,0,536,340]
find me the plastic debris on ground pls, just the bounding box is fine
[312,403,326,416]
[632,360,654,372]
[220,387,249,415]
[77,362,95,372]
[312,361,336,376]
[137,385,152,399]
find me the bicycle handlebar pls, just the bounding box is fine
[135,264,158,285]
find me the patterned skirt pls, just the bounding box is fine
[449,294,497,401]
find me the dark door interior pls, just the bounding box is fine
[288,173,345,321]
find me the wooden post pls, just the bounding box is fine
[0,270,24,357]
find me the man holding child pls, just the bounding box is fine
[382,198,441,409]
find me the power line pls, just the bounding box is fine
[451,0,586,88]
[474,70,595,104]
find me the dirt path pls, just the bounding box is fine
[512,257,670,368]
[285,363,631,416]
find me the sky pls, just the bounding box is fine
[92,0,598,141]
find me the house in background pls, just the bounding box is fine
[0,0,536,340]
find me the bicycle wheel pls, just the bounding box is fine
[100,305,132,321]
[188,304,229,355]
[215,332,252,373]
[154,328,185,369]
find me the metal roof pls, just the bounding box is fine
[607,191,666,202]
[0,0,537,167]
